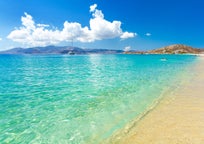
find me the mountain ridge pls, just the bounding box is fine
[0,44,204,55]
[0,46,123,54]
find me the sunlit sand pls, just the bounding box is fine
[108,57,204,144]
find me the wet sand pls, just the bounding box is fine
[108,57,204,144]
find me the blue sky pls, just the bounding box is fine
[0,0,204,51]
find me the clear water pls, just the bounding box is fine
[0,54,196,143]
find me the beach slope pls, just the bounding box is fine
[109,57,204,144]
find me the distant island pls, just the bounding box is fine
[124,44,204,54]
[0,46,123,55]
[0,44,204,55]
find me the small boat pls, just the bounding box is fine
[68,51,75,55]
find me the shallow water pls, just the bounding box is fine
[0,54,196,143]
[111,57,204,144]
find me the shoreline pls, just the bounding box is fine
[105,57,204,143]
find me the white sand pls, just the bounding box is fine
[107,57,204,144]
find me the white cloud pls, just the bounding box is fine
[7,4,135,47]
[37,24,49,27]
[21,12,35,30]
[145,33,151,36]
[90,4,97,12]
[120,32,136,39]
[89,10,122,40]
[124,46,131,52]
[0,38,2,41]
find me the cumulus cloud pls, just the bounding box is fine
[124,46,131,52]
[145,33,151,36]
[90,4,97,12]
[121,32,136,39]
[7,4,135,47]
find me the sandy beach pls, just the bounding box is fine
[107,57,204,144]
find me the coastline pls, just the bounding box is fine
[106,56,204,143]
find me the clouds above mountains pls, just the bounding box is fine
[7,4,135,47]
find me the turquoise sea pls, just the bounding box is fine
[0,54,196,143]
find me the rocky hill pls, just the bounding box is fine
[148,44,204,54]
[0,46,123,55]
